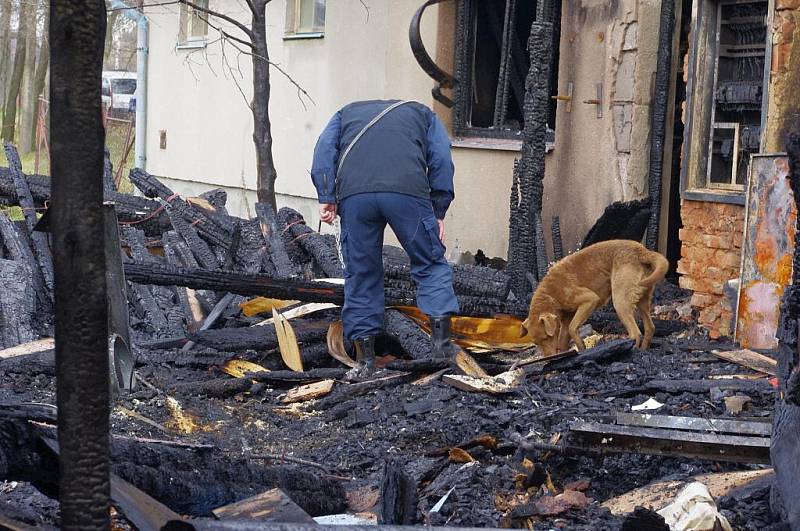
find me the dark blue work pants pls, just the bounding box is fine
[339,192,459,340]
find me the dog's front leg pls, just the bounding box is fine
[568,291,601,351]
[557,314,572,352]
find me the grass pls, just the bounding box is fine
[0,118,136,193]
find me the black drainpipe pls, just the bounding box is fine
[50,1,111,527]
[645,0,677,251]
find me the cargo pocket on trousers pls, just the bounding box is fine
[422,217,446,261]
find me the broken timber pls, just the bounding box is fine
[710,348,777,376]
[516,413,771,464]
[212,488,316,523]
[600,377,774,397]
[124,263,526,317]
[567,414,770,464]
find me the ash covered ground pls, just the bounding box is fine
[0,281,781,530]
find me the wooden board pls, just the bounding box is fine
[0,338,54,359]
[710,348,777,376]
[614,413,772,436]
[736,155,796,349]
[212,488,316,523]
[602,469,773,515]
[442,369,523,394]
[281,379,335,404]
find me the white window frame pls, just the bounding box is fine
[177,0,210,49]
[284,0,326,39]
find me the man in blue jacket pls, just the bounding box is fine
[311,99,459,379]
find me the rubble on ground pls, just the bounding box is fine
[0,144,783,528]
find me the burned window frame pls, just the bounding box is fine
[680,0,774,204]
[452,0,560,143]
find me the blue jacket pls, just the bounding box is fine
[310,100,455,219]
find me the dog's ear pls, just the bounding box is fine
[539,313,558,337]
[519,318,530,338]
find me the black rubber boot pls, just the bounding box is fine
[429,315,457,359]
[344,336,377,382]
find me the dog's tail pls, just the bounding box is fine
[639,249,669,288]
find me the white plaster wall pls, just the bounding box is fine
[145,0,438,228]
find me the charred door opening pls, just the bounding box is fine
[454,0,560,139]
[666,0,696,276]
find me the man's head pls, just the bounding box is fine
[520,313,560,356]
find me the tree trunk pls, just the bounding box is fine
[251,0,278,210]
[104,8,119,67]
[28,8,49,152]
[19,1,39,153]
[49,0,110,526]
[0,2,14,104]
[1,1,31,143]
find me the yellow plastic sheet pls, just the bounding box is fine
[393,306,535,351]
[239,297,299,317]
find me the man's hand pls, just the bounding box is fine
[319,203,337,224]
[437,219,445,243]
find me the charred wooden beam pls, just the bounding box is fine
[0,167,50,204]
[125,262,526,318]
[50,0,111,524]
[165,204,220,271]
[384,263,511,300]
[187,322,328,352]
[540,339,635,373]
[771,132,800,528]
[199,188,228,214]
[311,372,415,411]
[581,198,651,249]
[0,211,52,313]
[384,310,434,359]
[588,311,689,337]
[278,207,343,278]
[121,227,177,336]
[171,368,348,398]
[601,378,774,398]
[567,420,770,464]
[378,459,417,525]
[256,203,297,279]
[551,216,564,261]
[103,148,116,193]
[129,167,236,248]
[277,207,314,274]
[645,0,676,250]
[3,144,54,297]
[506,22,553,298]
[125,262,344,303]
[0,260,37,349]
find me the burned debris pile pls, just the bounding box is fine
[0,142,785,529]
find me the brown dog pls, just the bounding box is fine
[520,240,669,355]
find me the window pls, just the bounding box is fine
[178,0,209,47]
[453,0,561,141]
[681,0,770,198]
[285,0,326,37]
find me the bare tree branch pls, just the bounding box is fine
[242,0,257,15]
[196,12,255,50]
[359,0,370,22]
[178,0,255,40]
[226,39,315,109]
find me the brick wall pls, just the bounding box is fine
[677,200,745,338]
